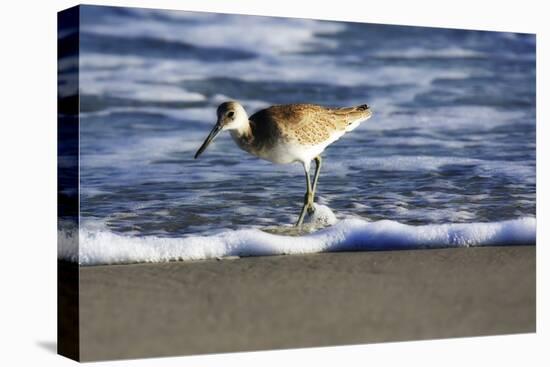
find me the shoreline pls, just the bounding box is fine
[69,246,535,361]
[65,215,537,266]
[75,243,536,268]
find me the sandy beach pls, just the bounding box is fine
[68,246,535,361]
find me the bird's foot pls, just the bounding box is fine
[303,193,315,213]
[295,198,316,228]
[306,203,315,215]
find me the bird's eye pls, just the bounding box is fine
[227,111,235,118]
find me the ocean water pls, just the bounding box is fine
[62,6,536,264]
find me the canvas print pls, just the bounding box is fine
[58,5,536,362]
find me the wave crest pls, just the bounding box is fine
[59,217,536,265]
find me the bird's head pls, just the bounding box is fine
[194,101,248,159]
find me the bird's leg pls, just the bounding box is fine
[296,163,314,227]
[311,155,322,204]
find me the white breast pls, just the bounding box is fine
[259,129,347,165]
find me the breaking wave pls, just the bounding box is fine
[58,216,536,265]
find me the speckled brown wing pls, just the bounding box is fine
[253,104,370,145]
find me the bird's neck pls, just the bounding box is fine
[230,120,252,140]
[229,120,254,151]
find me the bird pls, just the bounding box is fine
[194,101,373,227]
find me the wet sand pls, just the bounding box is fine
[72,246,535,361]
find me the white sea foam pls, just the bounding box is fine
[322,155,535,184]
[374,46,485,59]
[80,79,205,103]
[80,52,473,90]
[82,10,343,55]
[59,217,536,265]
[304,204,338,227]
[362,106,528,133]
[80,53,146,69]
[79,100,270,122]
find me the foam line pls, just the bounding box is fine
[58,217,536,265]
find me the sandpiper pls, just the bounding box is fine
[194,101,373,226]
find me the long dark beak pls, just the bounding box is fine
[194,123,223,159]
